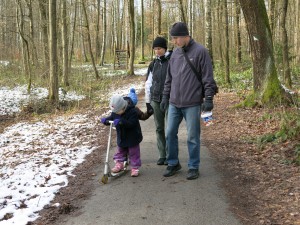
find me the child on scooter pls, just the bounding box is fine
[101,94,143,177]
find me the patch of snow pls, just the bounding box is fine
[0,86,85,116]
[0,114,98,224]
[0,61,10,66]
[134,68,147,76]
[281,84,295,95]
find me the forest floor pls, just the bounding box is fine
[1,83,299,225]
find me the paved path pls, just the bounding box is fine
[58,103,241,225]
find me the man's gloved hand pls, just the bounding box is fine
[202,96,214,112]
[101,118,107,124]
[146,103,154,115]
[160,95,169,112]
[113,119,121,126]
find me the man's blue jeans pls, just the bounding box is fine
[166,104,201,169]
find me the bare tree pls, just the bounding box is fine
[279,0,292,88]
[99,0,107,66]
[127,0,135,75]
[188,0,194,37]
[62,0,69,87]
[95,0,101,61]
[205,0,213,65]
[82,0,99,79]
[16,0,32,92]
[234,0,242,64]
[38,0,49,74]
[69,0,78,70]
[24,0,38,66]
[178,0,186,23]
[239,0,289,105]
[223,0,230,84]
[294,0,300,64]
[49,0,59,104]
[155,0,162,35]
[140,0,145,61]
[269,0,276,34]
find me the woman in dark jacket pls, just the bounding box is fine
[145,36,172,165]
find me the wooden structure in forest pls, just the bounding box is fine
[113,42,129,70]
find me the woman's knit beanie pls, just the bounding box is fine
[110,95,128,113]
[170,22,189,36]
[152,37,167,49]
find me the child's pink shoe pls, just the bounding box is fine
[111,161,124,173]
[131,168,139,177]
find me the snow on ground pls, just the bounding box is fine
[0,68,147,225]
[0,86,85,116]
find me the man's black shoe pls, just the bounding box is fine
[164,160,168,165]
[186,169,199,180]
[163,163,182,177]
[157,158,166,165]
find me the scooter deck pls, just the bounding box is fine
[110,168,128,177]
[109,161,128,177]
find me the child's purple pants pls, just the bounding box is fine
[113,144,141,168]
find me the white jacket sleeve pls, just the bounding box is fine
[145,72,153,103]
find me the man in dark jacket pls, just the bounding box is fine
[160,22,218,180]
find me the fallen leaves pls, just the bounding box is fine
[202,92,300,225]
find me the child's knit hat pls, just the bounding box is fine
[127,88,138,105]
[110,95,128,113]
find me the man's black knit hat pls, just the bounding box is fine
[170,22,189,36]
[152,37,167,49]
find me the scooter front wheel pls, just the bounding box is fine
[101,174,109,184]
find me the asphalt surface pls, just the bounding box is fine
[58,103,241,225]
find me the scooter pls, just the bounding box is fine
[101,121,128,184]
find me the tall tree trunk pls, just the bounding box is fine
[155,0,162,35]
[280,0,292,88]
[82,0,99,79]
[95,0,101,61]
[217,0,223,65]
[49,0,59,104]
[127,0,135,75]
[99,0,107,66]
[188,0,194,37]
[24,0,38,66]
[223,0,230,84]
[239,0,288,106]
[269,0,276,34]
[69,0,78,70]
[140,0,145,61]
[62,0,69,86]
[16,0,31,93]
[294,0,300,64]
[38,0,49,75]
[235,0,242,64]
[205,0,213,66]
[178,0,186,23]
[295,0,300,64]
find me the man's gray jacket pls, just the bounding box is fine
[163,38,217,108]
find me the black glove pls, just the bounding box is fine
[160,95,169,112]
[202,96,214,112]
[146,103,154,115]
